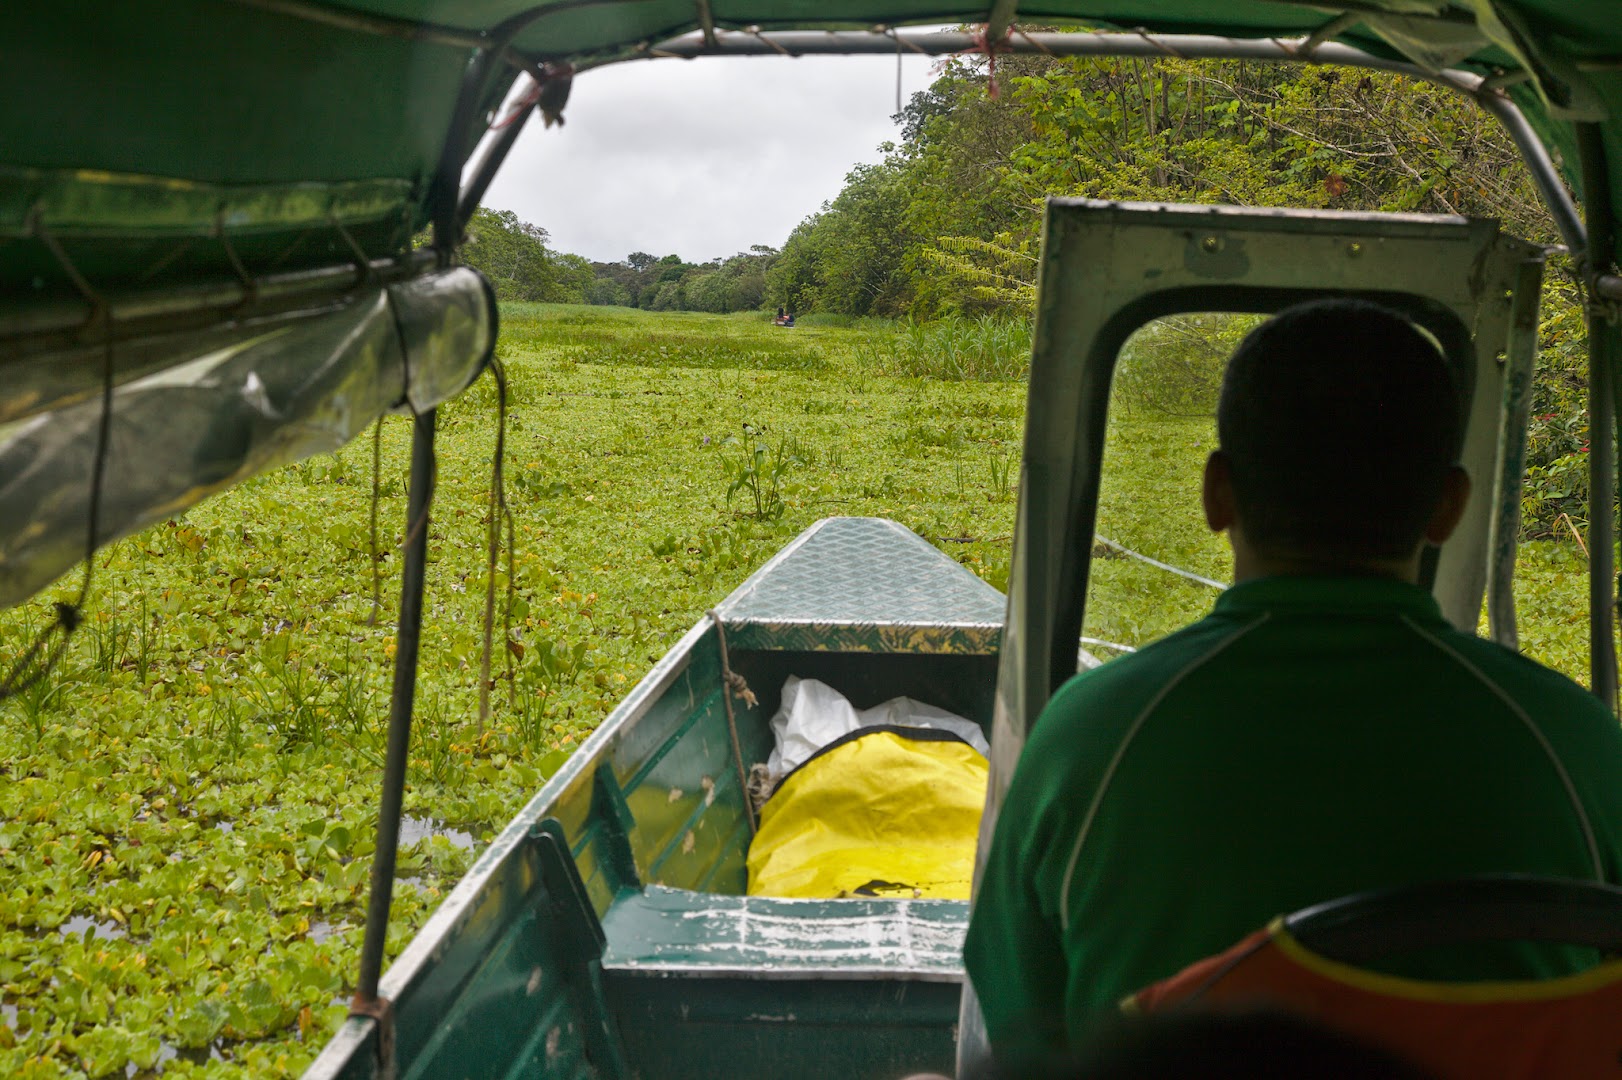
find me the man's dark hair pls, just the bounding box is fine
[1216,299,1464,561]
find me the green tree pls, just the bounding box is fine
[766,158,914,317]
[460,208,565,301]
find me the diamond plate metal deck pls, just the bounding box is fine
[714,517,1004,654]
[601,885,968,980]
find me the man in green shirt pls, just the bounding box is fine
[962,300,1622,1073]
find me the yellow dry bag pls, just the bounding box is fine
[746,726,988,900]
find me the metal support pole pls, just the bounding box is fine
[1469,88,1586,258]
[457,72,542,225]
[356,408,438,1006]
[433,53,494,254]
[1486,257,1545,650]
[1577,124,1619,710]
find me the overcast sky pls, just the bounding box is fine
[480,51,941,265]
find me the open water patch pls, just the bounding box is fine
[60,914,126,941]
[308,920,349,943]
[399,816,475,849]
[127,1040,227,1076]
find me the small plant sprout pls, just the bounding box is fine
[723,428,804,521]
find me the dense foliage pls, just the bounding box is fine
[460,208,595,303]
[0,306,1595,1078]
[760,50,1594,534]
[584,247,778,313]
[771,54,1562,316]
[463,52,1595,537]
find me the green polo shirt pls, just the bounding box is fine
[963,575,1622,1070]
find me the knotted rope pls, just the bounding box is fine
[708,610,759,835]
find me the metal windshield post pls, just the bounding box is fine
[351,408,438,1065]
[1577,124,1620,713]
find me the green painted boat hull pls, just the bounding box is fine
[306,517,1004,1080]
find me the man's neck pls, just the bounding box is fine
[1231,546,1422,585]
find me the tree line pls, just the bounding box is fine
[458,209,780,315]
[468,50,1563,327]
[458,48,1587,535]
[766,52,1560,319]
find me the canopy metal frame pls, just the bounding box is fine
[252,18,1622,1078]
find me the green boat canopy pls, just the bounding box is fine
[5,1,1621,308]
[4,1,1622,609]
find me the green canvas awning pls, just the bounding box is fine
[4,1,1622,608]
[5,3,1620,313]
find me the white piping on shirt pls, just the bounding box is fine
[1399,615,1604,882]
[1057,613,1271,933]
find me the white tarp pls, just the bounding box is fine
[764,675,990,781]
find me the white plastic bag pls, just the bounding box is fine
[764,675,990,781]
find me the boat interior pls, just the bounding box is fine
[313,196,1548,1080]
[313,516,1003,1080]
[13,3,1622,1077]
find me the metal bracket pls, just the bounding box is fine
[347,992,396,1080]
[1585,270,1622,324]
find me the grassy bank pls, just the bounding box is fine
[0,305,1593,1077]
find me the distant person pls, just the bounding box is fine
[962,299,1622,1073]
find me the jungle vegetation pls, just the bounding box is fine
[465,51,1591,536]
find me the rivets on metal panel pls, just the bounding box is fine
[1347,242,1364,257]
[1201,235,1223,253]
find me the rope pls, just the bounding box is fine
[328,211,375,283]
[1095,534,1226,590]
[966,24,1012,99]
[380,284,436,557]
[892,26,902,112]
[477,359,512,736]
[746,25,792,57]
[636,41,687,59]
[366,418,385,625]
[491,84,541,130]
[1015,27,1057,57]
[1133,27,1188,60]
[215,207,258,309]
[708,610,759,835]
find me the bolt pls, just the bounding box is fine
[1347,242,1364,257]
[1201,235,1223,253]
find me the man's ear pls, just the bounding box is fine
[1203,451,1236,534]
[1424,465,1472,545]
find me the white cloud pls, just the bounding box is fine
[480,51,939,264]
